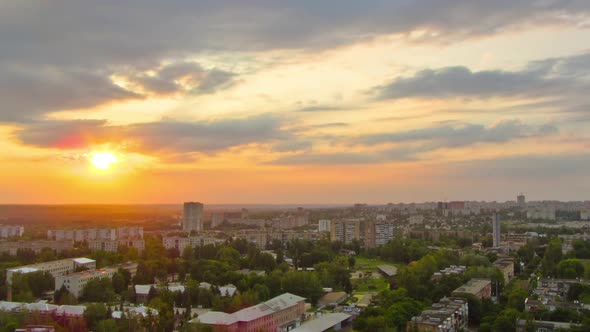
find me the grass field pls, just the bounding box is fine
[354,256,399,271]
[353,274,389,293]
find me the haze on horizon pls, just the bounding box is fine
[1,1,589,204]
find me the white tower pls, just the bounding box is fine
[492,213,501,247]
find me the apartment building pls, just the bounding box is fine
[330,220,361,244]
[6,258,96,286]
[493,258,514,283]
[87,238,145,253]
[0,225,24,238]
[0,240,73,255]
[162,235,225,250]
[452,279,492,300]
[407,297,468,332]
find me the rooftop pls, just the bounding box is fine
[198,293,305,325]
[377,265,398,277]
[452,279,491,295]
[72,258,95,264]
[290,313,352,332]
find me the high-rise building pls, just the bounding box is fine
[331,219,361,244]
[318,220,331,232]
[517,194,526,206]
[492,213,501,247]
[183,202,204,232]
[364,221,395,248]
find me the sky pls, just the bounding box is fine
[1,1,590,204]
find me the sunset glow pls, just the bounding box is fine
[90,152,118,170]
[0,2,588,204]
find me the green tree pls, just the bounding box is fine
[81,277,116,302]
[556,259,585,278]
[84,303,109,331]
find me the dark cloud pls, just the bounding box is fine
[271,140,313,152]
[15,119,113,149]
[356,119,555,147]
[124,62,235,95]
[14,114,286,154]
[2,1,589,68]
[375,66,571,100]
[2,2,589,121]
[375,51,590,101]
[0,67,140,122]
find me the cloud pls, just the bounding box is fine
[449,153,590,179]
[375,51,590,101]
[296,106,353,112]
[123,61,235,95]
[271,140,313,152]
[375,66,570,100]
[0,67,140,122]
[356,119,555,147]
[15,119,113,149]
[13,114,287,154]
[270,119,558,165]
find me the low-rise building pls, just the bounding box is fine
[452,279,492,299]
[516,319,581,332]
[407,297,468,332]
[6,258,96,286]
[493,258,514,283]
[196,293,306,332]
[55,268,116,298]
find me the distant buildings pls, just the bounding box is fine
[0,240,73,255]
[47,226,144,253]
[196,293,306,332]
[183,202,204,232]
[318,220,331,233]
[0,225,24,238]
[492,213,501,247]
[407,297,468,332]
[527,206,556,220]
[452,279,492,300]
[330,220,360,245]
[162,235,225,250]
[517,194,526,207]
[364,221,395,249]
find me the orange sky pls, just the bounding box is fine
[1,2,589,203]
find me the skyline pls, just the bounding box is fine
[1,1,590,204]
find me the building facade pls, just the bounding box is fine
[197,293,306,332]
[0,225,24,238]
[452,279,492,299]
[408,297,468,332]
[330,220,361,244]
[183,202,204,232]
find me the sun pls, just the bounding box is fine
[90,151,119,170]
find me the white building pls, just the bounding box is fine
[581,209,590,221]
[527,206,556,220]
[0,225,24,238]
[318,220,331,233]
[162,235,225,250]
[88,238,145,253]
[55,268,117,298]
[183,202,204,232]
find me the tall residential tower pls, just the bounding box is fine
[492,213,501,247]
[183,202,204,232]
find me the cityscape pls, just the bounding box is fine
[0,198,589,331]
[1,1,590,332]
